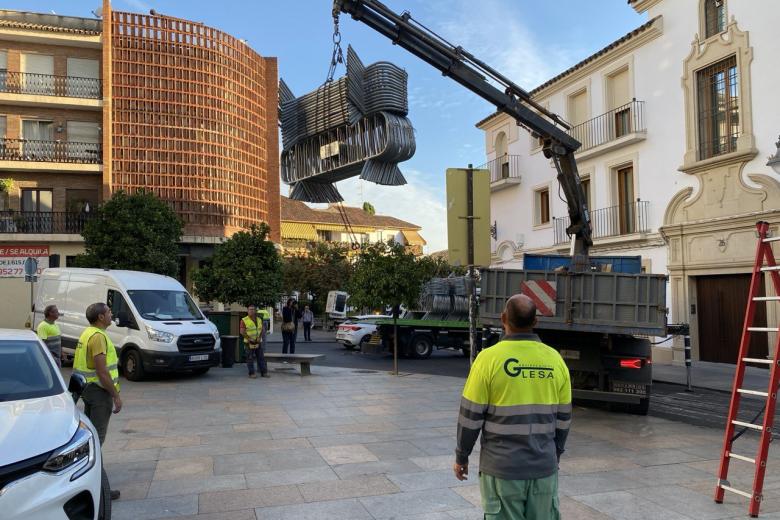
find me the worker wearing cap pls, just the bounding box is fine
[454,294,571,519]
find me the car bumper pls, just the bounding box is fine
[336,334,360,346]
[1,458,102,520]
[139,349,221,372]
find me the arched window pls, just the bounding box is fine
[704,0,726,38]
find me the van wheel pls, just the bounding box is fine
[98,466,111,520]
[123,349,145,382]
[410,335,433,359]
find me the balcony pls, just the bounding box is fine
[553,200,650,245]
[0,72,102,109]
[568,100,646,159]
[482,155,522,192]
[0,211,94,235]
[0,138,101,170]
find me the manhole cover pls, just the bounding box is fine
[352,369,379,374]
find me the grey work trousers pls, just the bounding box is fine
[82,383,113,446]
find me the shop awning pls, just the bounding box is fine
[314,223,374,233]
[280,222,318,240]
[401,229,427,246]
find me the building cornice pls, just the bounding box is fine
[628,0,663,14]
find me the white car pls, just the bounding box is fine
[0,329,110,520]
[336,315,391,349]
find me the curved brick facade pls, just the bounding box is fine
[108,10,279,239]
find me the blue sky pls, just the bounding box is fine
[17,0,645,252]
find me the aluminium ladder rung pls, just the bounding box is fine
[763,235,780,243]
[760,265,780,272]
[732,420,765,431]
[719,483,754,499]
[748,327,780,332]
[727,452,757,464]
[743,357,774,365]
[753,296,780,302]
[738,388,770,397]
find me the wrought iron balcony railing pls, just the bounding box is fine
[481,154,522,183]
[567,100,646,153]
[0,211,94,234]
[554,200,650,244]
[0,138,102,164]
[0,71,101,99]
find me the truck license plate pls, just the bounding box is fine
[189,354,209,362]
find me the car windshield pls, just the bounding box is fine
[0,340,63,402]
[127,290,203,321]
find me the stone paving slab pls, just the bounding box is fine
[94,364,780,519]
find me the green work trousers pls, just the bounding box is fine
[480,471,560,520]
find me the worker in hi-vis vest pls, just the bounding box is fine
[240,304,268,378]
[454,294,571,519]
[73,302,123,501]
[36,304,63,367]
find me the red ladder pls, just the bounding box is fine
[715,221,780,517]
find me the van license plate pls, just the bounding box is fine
[189,354,209,361]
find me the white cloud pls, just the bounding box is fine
[334,170,448,255]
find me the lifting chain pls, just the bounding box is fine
[327,7,345,83]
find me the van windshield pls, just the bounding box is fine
[0,340,63,402]
[126,290,204,321]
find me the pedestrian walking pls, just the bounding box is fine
[240,304,268,378]
[258,306,271,349]
[454,294,571,519]
[293,301,302,341]
[302,305,314,341]
[281,298,296,354]
[36,304,63,367]
[73,302,123,501]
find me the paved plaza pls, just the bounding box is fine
[88,362,780,519]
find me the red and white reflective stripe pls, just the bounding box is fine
[520,281,557,317]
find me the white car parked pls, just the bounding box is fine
[0,329,110,520]
[336,315,391,349]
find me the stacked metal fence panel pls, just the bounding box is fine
[419,277,469,319]
[279,46,415,202]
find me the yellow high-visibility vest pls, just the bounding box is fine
[73,326,120,393]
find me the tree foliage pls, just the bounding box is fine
[282,242,352,313]
[76,190,182,277]
[192,223,282,307]
[346,241,428,313]
[362,201,376,215]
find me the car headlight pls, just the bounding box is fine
[43,420,95,481]
[146,326,174,343]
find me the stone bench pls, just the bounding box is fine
[264,353,325,376]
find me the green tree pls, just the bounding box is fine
[282,242,352,313]
[362,201,376,215]
[347,241,429,373]
[192,223,282,307]
[417,255,467,280]
[76,190,182,277]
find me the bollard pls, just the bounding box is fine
[684,335,693,392]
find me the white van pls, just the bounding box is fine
[33,268,221,381]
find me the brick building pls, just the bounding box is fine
[0,3,279,327]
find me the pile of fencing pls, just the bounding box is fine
[279,46,415,202]
[419,277,469,320]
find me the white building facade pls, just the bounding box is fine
[478,0,780,363]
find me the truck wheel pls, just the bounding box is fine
[628,397,650,416]
[123,349,145,382]
[410,335,433,359]
[357,335,371,351]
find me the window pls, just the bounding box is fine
[22,189,53,213]
[317,230,332,242]
[704,0,726,38]
[616,166,635,235]
[20,53,54,95]
[494,132,509,179]
[697,55,739,160]
[535,187,550,226]
[568,89,590,148]
[607,68,632,138]
[66,58,100,97]
[0,340,62,401]
[126,289,203,321]
[580,176,592,211]
[22,120,54,160]
[108,289,138,328]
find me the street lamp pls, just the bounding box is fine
[767,136,780,175]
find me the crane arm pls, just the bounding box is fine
[334,0,593,264]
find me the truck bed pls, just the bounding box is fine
[480,269,667,336]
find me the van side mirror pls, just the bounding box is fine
[115,311,132,328]
[68,373,87,403]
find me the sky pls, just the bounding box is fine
[17,0,645,253]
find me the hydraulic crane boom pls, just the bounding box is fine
[334,0,593,265]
